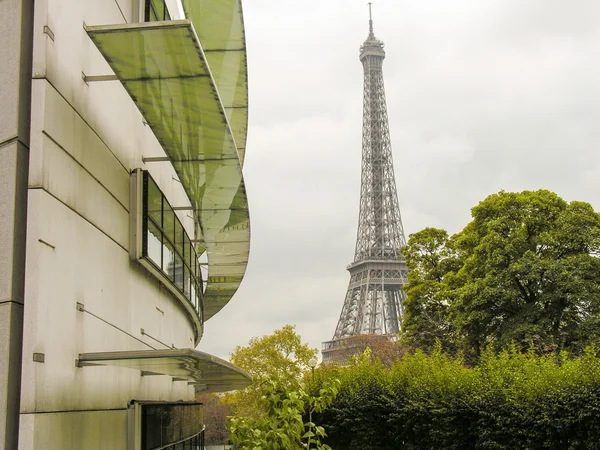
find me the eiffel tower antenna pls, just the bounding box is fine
[322,5,408,364]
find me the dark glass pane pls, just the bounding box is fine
[141,403,201,449]
[147,177,162,225]
[174,219,185,258]
[141,404,164,449]
[190,254,197,280]
[147,219,162,268]
[151,0,164,21]
[184,235,192,270]
[163,198,175,239]
[145,0,170,22]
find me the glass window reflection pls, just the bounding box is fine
[147,220,162,268]
[141,171,203,319]
[141,402,202,450]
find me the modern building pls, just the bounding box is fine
[1,0,252,448]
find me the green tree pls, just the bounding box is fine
[402,190,600,358]
[400,228,461,352]
[228,377,340,450]
[223,325,318,418]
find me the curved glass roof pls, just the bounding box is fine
[86,18,250,321]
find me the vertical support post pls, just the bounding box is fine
[127,402,142,450]
[0,0,34,448]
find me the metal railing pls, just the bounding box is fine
[155,427,205,449]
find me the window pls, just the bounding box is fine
[131,169,203,323]
[130,401,205,450]
[145,0,171,22]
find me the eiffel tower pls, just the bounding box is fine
[322,4,408,364]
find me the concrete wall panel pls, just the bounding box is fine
[38,134,129,248]
[0,0,32,145]
[20,189,195,414]
[19,409,128,450]
[0,141,28,304]
[29,81,130,211]
[0,303,24,449]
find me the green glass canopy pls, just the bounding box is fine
[181,0,248,164]
[86,19,250,321]
[78,349,251,393]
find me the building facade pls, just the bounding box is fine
[0,1,251,448]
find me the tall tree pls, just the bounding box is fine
[402,190,600,358]
[223,325,318,418]
[196,393,231,445]
[400,228,460,352]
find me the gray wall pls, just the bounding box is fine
[0,0,33,448]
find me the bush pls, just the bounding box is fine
[313,346,600,449]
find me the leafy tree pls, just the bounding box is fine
[400,228,461,352]
[402,190,600,358]
[228,377,340,450]
[196,393,231,445]
[225,326,339,449]
[223,325,318,418]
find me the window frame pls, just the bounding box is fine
[128,401,205,450]
[144,0,171,22]
[130,168,204,336]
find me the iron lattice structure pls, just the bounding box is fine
[323,6,408,363]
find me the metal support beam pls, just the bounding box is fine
[142,156,170,163]
[81,73,119,83]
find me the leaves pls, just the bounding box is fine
[227,377,340,450]
[314,347,600,449]
[225,326,338,449]
[401,190,600,359]
[223,325,318,418]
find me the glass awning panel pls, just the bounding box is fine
[181,0,248,164]
[86,20,250,321]
[78,349,251,393]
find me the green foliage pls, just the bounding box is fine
[225,325,339,449]
[223,325,318,418]
[228,377,340,450]
[314,346,600,449]
[401,228,461,352]
[402,190,600,358]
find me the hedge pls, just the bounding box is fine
[311,346,600,449]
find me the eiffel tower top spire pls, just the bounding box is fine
[368,2,374,36]
[361,3,385,60]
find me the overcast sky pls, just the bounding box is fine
[198,0,600,359]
